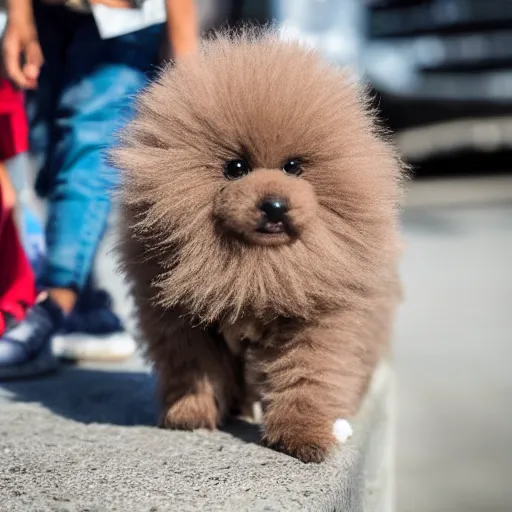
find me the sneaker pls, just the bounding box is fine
[52,289,136,362]
[0,311,17,336]
[0,297,63,380]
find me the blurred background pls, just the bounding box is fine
[2,1,511,511]
[202,2,512,511]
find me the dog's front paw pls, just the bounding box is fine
[264,437,334,464]
[262,422,336,463]
[160,392,219,430]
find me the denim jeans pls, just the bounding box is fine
[26,1,163,291]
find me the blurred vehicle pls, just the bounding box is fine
[363,0,512,162]
[237,0,512,165]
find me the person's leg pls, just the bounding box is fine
[49,21,162,361]
[0,163,36,330]
[0,161,15,210]
[0,84,36,335]
[0,3,65,376]
[45,18,163,362]
[41,17,163,310]
[0,204,36,332]
[0,119,50,376]
[0,5,163,375]
[0,11,62,375]
[22,1,65,279]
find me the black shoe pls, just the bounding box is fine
[0,297,64,380]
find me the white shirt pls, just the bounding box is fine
[91,0,166,39]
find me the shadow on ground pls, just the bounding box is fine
[0,366,261,443]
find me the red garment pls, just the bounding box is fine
[0,197,36,334]
[0,79,29,160]
[0,79,35,335]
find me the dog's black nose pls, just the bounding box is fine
[259,197,289,223]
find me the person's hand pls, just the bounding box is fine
[2,17,43,90]
[89,0,135,8]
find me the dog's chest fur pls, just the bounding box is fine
[221,318,264,355]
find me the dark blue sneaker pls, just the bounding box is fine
[52,289,136,362]
[61,289,123,334]
[0,297,63,380]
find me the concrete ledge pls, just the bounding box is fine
[0,361,393,511]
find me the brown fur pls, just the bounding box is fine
[112,29,405,463]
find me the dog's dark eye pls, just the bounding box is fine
[283,159,302,176]
[224,159,250,180]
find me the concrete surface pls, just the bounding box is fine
[1,176,511,511]
[0,361,391,512]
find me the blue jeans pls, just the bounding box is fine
[26,2,163,291]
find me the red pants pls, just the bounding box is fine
[0,79,35,335]
[0,197,36,334]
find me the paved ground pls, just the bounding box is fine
[1,175,511,511]
[396,176,512,512]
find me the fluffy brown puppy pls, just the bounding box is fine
[113,30,404,463]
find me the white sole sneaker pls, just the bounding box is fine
[52,331,137,362]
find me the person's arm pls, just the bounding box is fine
[89,0,135,8]
[165,0,199,60]
[6,0,34,22]
[3,0,43,89]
